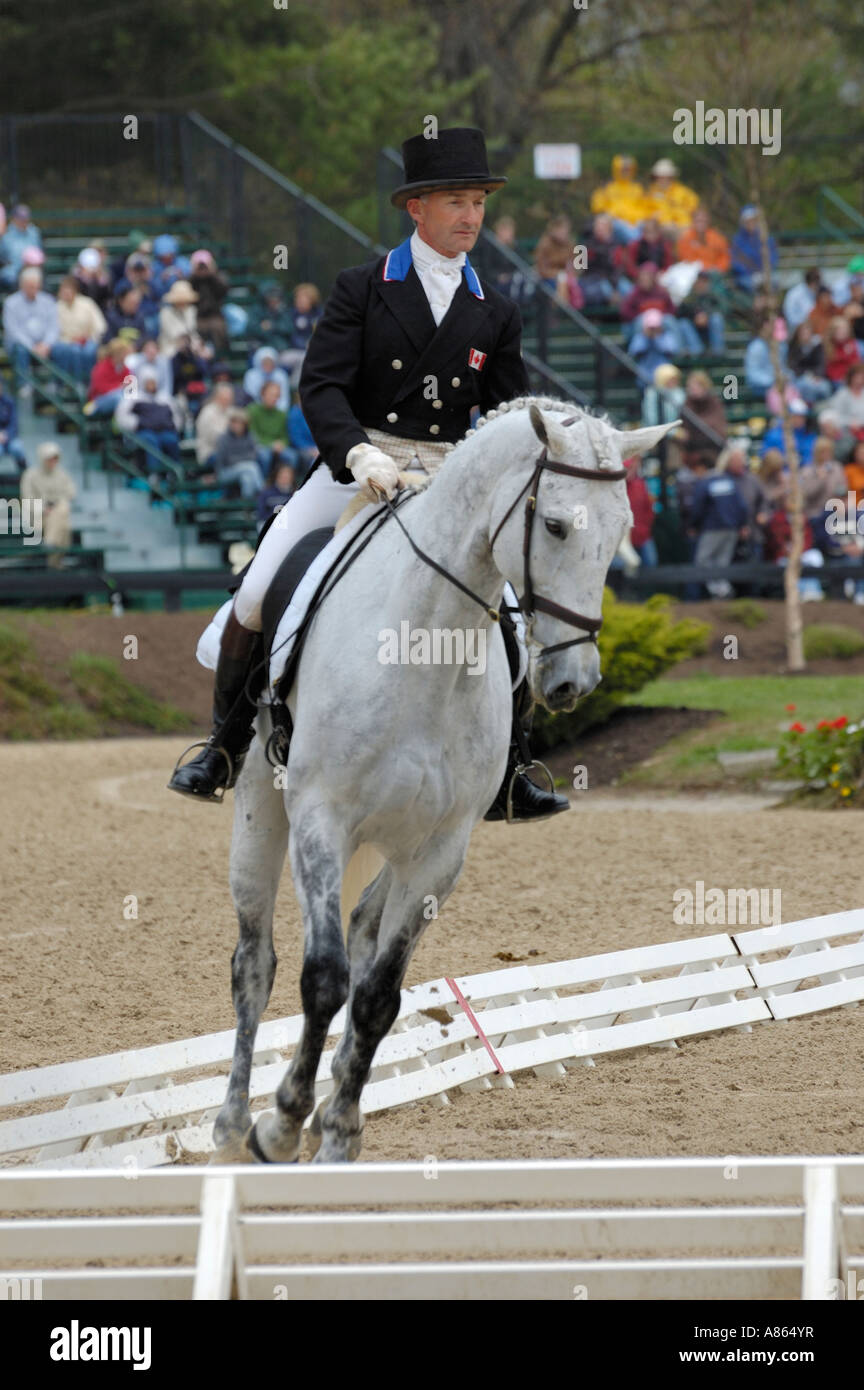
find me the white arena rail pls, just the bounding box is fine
[1,1157,864,1301]
[1,908,862,1169]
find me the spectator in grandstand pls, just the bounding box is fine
[243,347,290,412]
[171,332,210,416]
[845,438,864,506]
[577,214,622,307]
[290,283,323,351]
[188,249,230,351]
[624,455,657,565]
[689,458,749,597]
[642,362,686,424]
[763,504,821,597]
[845,279,864,343]
[744,315,786,397]
[759,400,817,465]
[815,406,857,463]
[53,275,106,384]
[757,449,787,508]
[730,206,778,293]
[823,315,862,384]
[681,370,727,467]
[0,204,42,289]
[101,281,147,349]
[248,281,295,357]
[590,155,645,236]
[783,268,822,330]
[114,366,183,472]
[807,286,841,339]
[109,229,149,285]
[83,338,133,417]
[150,234,191,299]
[643,159,699,235]
[786,320,831,403]
[256,459,297,532]
[533,214,572,290]
[158,280,200,357]
[19,440,75,561]
[123,254,160,337]
[0,374,27,472]
[820,363,864,435]
[619,262,677,335]
[125,336,172,396]
[72,246,112,310]
[247,378,296,473]
[718,444,769,560]
[618,217,673,281]
[676,207,731,274]
[627,307,679,382]
[489,215,531,303]
[287,390,318,478]
[213,408,265,500]
[195,382,236,468]
[209,359,244,405]
[2,266,59,390]
[804,437,848,518]
[678,270,726,353]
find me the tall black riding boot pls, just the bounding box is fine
[168,609,263,802]
[484,678,570,823]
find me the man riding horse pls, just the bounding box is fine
[168,125,568,823]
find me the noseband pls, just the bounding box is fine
[384,420,626,659]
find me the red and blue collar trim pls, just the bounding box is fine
[382,236,484,300]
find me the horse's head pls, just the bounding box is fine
[490,401,678,713]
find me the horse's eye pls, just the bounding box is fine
[545,518,566,538]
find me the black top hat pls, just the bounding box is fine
[390,127,507,209]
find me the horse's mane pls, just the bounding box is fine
[442,395,614,457]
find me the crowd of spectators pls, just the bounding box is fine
[0,204,324,556]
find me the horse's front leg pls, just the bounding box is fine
[212,733,290,1158]
[250,811,350,1162]
[311,831,469,1163]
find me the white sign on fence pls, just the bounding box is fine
[533,143,581,179]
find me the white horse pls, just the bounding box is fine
[213,397,675,1163]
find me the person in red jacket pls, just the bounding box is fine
[84,337,132,416]
[617,217,674,282]
[619,262,677,323]
[823,316,862,385]
[625,454,658,564]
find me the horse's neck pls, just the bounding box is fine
[404,426,527,620]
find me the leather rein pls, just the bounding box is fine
[385,424,627,658]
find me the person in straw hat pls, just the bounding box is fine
[158,279,199,356]
[169,125,567,823]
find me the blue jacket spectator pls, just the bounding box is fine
[243,346,290,412]
[0,205,42,289]
[256,460,297,531]
[745,327,787,394]
[731,206,778,293]
[689,471,749,531]
[783,269,822,330]
[150,234,191,299]
[759,415,817,465]
[2,267,59,386]
[102,282,147,348]
[0,377,27,471]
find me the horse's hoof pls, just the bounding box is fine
[208,1132,255,1165]
[249,1113,301,1164]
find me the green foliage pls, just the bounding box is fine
[532,590,710,749]
[68,654,190,732]
[777,714,864,806]
[722,599,768,630]
[802,625,864,661]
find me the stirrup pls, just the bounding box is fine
[168,740,235,803]
[505,758,555,824]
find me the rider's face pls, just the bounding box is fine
[408,189,487,258]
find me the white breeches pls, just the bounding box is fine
[234,466,362,630]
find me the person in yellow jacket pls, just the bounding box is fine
[590,155,647,235]
[644,158,699,234]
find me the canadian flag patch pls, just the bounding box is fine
[468,348,487,371]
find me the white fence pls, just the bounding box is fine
[2,1157,864,1300]
[2,908,863,1169]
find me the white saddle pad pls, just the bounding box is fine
[195,501,528,694]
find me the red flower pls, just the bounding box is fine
[789,722,806,733]
[785,704,796,712]
[817,720,830,730]
[832,716,849,729]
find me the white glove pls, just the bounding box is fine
[346,442,400,501]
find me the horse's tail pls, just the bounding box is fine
[340,844,385,930]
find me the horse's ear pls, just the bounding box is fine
[613,420,681,458]
[528,402,548,444]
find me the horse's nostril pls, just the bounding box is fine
[551,681,578,705]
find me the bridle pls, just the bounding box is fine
[489,421,627,656]
[384,416,627,659]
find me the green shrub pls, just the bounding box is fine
[532,590,710,750]
[722,598,768,629]
[802,625,864,661]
